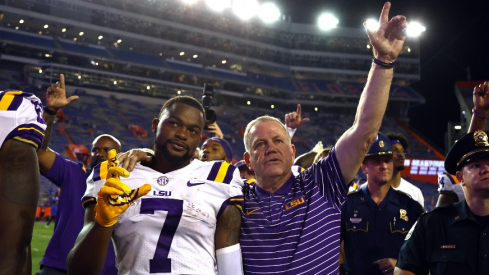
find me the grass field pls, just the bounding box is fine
[31,221,54,275]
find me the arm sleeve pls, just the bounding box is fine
[45,152,85,188]
[216,243,244,275]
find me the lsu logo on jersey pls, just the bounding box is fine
[153,190,172,197]
[206,161,237,184]
[285,196,305,210]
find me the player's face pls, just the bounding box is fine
[362,155,394,185]
[391,143,406,171]
[90,136,120,168]
[152,102,204,166]
[245,121,295,181]
[200,140,227,162]
[458,159,489,195]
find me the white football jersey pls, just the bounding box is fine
[0,90,46,149]
[84,159,243,275]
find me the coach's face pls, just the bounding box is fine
[152,102,204,166]
[245,120,295,182]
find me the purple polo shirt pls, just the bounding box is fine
[240,148,348,274]
[41,153,117,274]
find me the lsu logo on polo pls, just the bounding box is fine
[285,196,305,210]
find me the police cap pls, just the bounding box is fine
[365,132,393,157]
[445,130,489,174]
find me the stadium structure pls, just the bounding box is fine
[0,0,440,209]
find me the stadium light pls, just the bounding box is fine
[271,104,275,109]
[117,39,122,44]
[454,125,462,130]
[206,0,231,12]
[39,69,42,73]
[19,19,24,24]
[98,35,103,40]
[406,21,426,37]
[61,28,66,32]
[222,60,227,64]
[318,13,339,30]
[258,3,281,23]
[44,24,49,29]
[365,18,379,31]
[79,32,84,36]
[232,0,259,20]
[315,107,318,112]
[177,90,181,94]
[247,101,251,105]
[193,54,198,58]
[180,51,185,56]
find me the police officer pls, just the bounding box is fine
[395,130,489,275]
[341,132,424,275]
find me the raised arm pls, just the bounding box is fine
[38,74,78,174]
[468,81,489,132]
[335,2,407,184]
[285,104,310,138]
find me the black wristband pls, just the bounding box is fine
[43,106,58,116]
[373,58,395,69]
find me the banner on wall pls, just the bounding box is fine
[400,158,445,185]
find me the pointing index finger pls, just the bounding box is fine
[297,104,302,115]
[379,2,391,24]
[60,73,65,89]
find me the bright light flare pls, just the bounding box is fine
[365,18,379,31]
[258,3,281,23]
[406,21,426,37]
[318,13,339,30]
[233,0,259,20]
[206,0,231,12]
[183,0,198,4]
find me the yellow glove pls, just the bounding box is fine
[94,150,151,227]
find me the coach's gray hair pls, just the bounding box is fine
[243,115,291,152]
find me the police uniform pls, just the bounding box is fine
[341,132,424,275]
[396,130,489,275]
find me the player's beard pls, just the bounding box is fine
[396,164,405,172]
[156,140,193,167]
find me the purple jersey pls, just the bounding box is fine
[240,148,347,274]
[41,153,117,274]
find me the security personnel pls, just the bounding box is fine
[395,130,489,275]
[341,132,424,275]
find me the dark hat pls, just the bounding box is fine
[365,132,393,157]
[445,130,489,174]
[205,137,233,160]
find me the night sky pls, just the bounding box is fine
[281,0,489,153]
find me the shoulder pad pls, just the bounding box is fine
[206,161,237,184]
